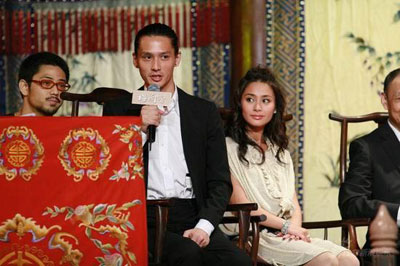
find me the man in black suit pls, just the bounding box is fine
[103,23,251,266]
[339,68,400,256]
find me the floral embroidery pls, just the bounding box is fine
[43,200,141,265]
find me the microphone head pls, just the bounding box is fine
[148,84,160,92]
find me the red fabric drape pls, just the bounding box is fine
[0,116,147,266]
[1,1,231,55]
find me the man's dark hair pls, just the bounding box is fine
[383,68,400,94]
[18,52,70,84]
[134,23,179,55]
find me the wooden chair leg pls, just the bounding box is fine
[153,205,168,264]
[71,100,79,116]
[251,219,261,266]
[237,210,251,250]
[341,225,349,249]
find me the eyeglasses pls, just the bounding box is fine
[30,79,71,92]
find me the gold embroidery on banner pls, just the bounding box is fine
[0,126,44,181]
[50,233,82,265]
[71,141,96,168]
[43,200,142,265]
[0,250,47,266]
[6,140,31,167]
[58,128,111,182]
[0,244,55,266]
[0,214,82,265]
[110,124,143,181]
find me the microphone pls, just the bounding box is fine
[147,84,160,148]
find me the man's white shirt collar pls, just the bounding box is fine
[21,113,36,116]
[388,120,400,142]
[164,85,179,116]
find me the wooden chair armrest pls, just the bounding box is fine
[302,218,369,254]
[147,199,173,207]
[342,217,370,226]
[226,203,258,212]
[221,214,266,224]
[302,218,369,229]
[302,219,344,229]
[251,214,266,223]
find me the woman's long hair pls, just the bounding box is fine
[226,66,288,165]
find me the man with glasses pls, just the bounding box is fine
[12,52,70,116]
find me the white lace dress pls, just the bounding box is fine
[225,137,347,266]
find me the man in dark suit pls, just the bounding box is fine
[103,23,251,266]
[339,68,400,256]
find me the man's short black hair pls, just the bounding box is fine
[383,68,400,94]
[134,23,179,55]
[18,52,70,84]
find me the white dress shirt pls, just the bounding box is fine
[387,120,400,227]
[143,86,214,236]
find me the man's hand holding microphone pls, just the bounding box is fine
[132,84,171,149]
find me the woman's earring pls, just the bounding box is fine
[273,110,277,114]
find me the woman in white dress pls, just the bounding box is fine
[225,66,359,266]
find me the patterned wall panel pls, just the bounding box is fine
[5,56,22,115]
[191,0,231,106]
[196,43,229,107]
[266,0,305,206]
[0,57,5,115]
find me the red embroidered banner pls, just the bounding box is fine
[0,116,147,266]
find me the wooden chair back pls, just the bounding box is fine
[328,112,388,184]
[327,112,388,256]
[61,87,130,116]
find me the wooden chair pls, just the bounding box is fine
[282,113,388,263]
[268,112,387,257]
[61,87,266,265]
[326,112,389,255]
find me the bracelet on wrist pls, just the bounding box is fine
[281,220,290,235]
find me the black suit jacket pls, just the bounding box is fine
[339,121,400,248]
[103,88,232,228]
